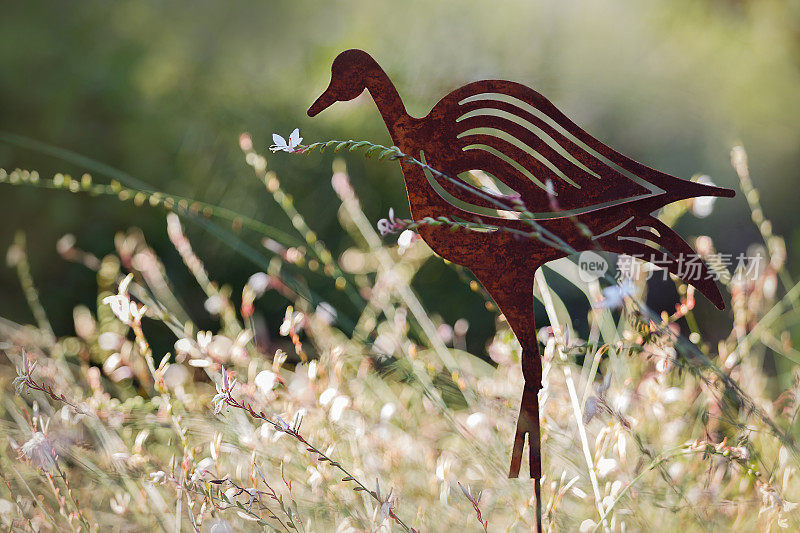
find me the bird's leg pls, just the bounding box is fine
[508,330,542,480]
[472,266,542,530]
[503,283,543,533]
[509,364,542,479]
[503,288,541,481]
[470,268,541,476]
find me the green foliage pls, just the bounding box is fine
[0,144,799,530]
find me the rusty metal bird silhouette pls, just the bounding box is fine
[308,48,734,525]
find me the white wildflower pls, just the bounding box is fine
[661,387,682,404]
[110,492,130,515]
[545,179,556,198]
[247,272,270,296]
[436,453,454,481]
[374,478,394,526]
[437,324,454,344]
[254,370,277,394]
[98,331,124,351]
[596,457,618,478]
[280,307,304,336]
[197,331,213,351]
[207,335,233,362]
[211,367,236,415]
[466,412,487,430]
[610,480,623,499]
[270,128,302,153]
[19,432,57,471]
[129,302,146,323]
[102,274,147,325]
[192,457,215,482]
[655,345,677,374]
[103,352,123,374]
[274,415,290,431]
[315,302,337,325]
[13,351,36,394]
[174,337,197,356]
[378,498,393,526]
[397,229,417,254]
[380,403,396,421]
[319,387,338,406]
[731,446,751,461]
[613,389,631,413]
[204,295,223,315]
[231,330,253,363]
[329,395,350,422]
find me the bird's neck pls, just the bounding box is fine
[363,64,410,140]
[361,61,440,220]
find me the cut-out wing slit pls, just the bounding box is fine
[456,99,647,185]
[458,115,598,185]
[445,82,734,202]
[596,216,724,309]
[456,113,646,193]
[416,152,527,214]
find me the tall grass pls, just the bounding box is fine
[0,138,798,531]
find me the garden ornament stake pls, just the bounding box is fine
[308,49,734,530]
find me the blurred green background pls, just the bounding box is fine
[1,0,799,354]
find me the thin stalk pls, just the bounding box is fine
[535,270,607,531]
[9,232,54,341]
[221,394,415,532]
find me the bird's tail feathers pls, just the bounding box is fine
[597,215,726,310]
[657,175,736,204]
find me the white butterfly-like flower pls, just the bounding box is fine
[211,366,237,415]
[13,351,36,394]
[103,273,148,326]
[20,432,57,471]
[270,128,302,153]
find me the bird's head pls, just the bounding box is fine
[308,49,375,117]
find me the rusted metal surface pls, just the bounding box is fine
[308,48,734,493]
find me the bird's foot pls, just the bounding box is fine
[508,385,541,479]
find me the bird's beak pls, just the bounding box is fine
[308,86,337,117]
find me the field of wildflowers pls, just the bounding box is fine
[0,136,798,532]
